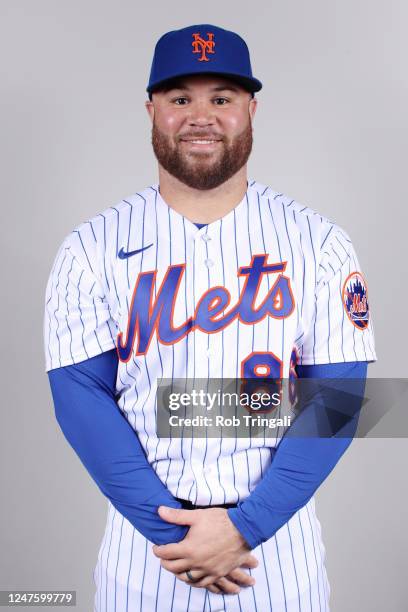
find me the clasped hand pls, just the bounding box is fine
[152,506,258,594]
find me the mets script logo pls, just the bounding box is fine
[117,254,295,360]
[192,32,215,62]
[342,271,369,330]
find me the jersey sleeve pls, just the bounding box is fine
[44,230,117,372]
[298,225,377,365]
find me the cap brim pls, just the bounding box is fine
[147,71,262,95]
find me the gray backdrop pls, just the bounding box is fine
[1,1,406,610]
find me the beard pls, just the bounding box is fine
[151,120,253,190]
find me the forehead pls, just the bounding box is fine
[155,74,248,94]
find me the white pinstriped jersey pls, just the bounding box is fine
[44,178,376,611]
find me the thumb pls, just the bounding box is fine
[158,505,195,525]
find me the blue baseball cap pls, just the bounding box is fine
[147,24,262,99]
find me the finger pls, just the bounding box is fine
[160,559,194,574]
[206,584,222,594]
[152,543,190,560]
[213,577,241,595]
[241,554,259,569]
[175,571,210,586]
[227,568,256,587]
[191,575,227,589]
[157,506,197,526]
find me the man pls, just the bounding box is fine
[44,24,376,611]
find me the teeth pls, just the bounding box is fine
[188,140,218,144]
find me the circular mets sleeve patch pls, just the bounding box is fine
[342,271,370,330]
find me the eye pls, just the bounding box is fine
[214,97,229,105]
[173,97,189,105]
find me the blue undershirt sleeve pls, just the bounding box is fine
[47,349,188,545]
[227,360,368,550]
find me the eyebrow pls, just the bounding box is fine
[164,82,240,93]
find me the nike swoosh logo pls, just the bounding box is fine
[118,243,153,259]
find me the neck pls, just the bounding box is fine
[157,166,249,224]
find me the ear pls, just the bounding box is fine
[145,99,155,124]
[249,96,258,123]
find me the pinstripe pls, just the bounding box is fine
[260,543,273,611]
[137,193,154,460]
[139,539,148,612]
[335,234,348,257]
[186,585,192,612]
[275,536,288,612]
[298,513,312,611]
[286,523,301,611]
[231,210,242,503]
[76,270,90,359]
[170,575,177,611]
[309,512,329,612]
[233,208,241,381]
[192,237,197,387]
[104,509,116,612]
[163,205,176,487]
[320,225,333,250]
[295,211,306,322]
[152,190,165,465]
[339,265,346,362]
[306,217,317,279]
[122,200,133,290]
[96,506,111,612]
[125,529,135,612]
[113,516,124,612]
[73,229,94,273]
[191,233,198,504]
[295,332,305,345]
[246,191,259,484]
[282,202,295,276]
[331,245,346,267]
[233,207,248,498]
[65,257,75,362]
[123,355,139,432]
[220,218,240,502]
[305,504,324,612]
[216,219,227,502]
[88,219,98,242]
[267,196,286,446]
[154,566,163,612]
[175,215,189,497]
[52,250,69,366]
[203,222,226,501]
[98,215,111,293]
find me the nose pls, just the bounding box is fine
[187,99,216,127]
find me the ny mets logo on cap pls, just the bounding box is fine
[192,32,215,62]
[342,271,370,330]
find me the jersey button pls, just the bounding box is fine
[202,234,211,242]
[204,258,214,267]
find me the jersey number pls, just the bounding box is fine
[240,349,298,412]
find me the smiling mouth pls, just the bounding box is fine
[179,139,223,149]
[180,136,223,143]
[184,139,220,144]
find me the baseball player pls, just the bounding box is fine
[44,24,376,612]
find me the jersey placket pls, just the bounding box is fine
[187,224,220,504]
